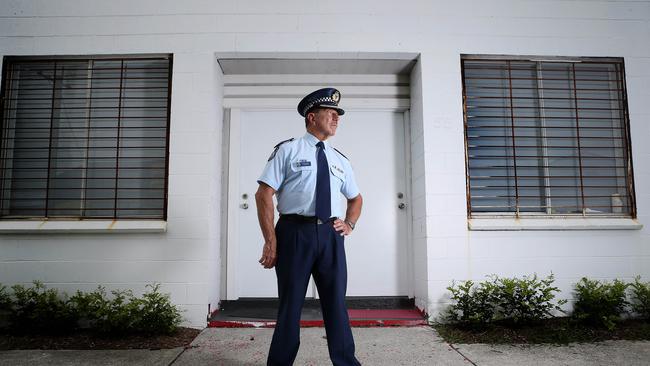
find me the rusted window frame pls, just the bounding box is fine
[461,54,636,219]
[0,54,173,220]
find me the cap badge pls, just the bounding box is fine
[332,91,340,102]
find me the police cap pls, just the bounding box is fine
[297,88,345,117]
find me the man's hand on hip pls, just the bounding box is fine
[259,239,277,269]
[333,218,352,236]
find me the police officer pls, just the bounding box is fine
[255,88,363,366]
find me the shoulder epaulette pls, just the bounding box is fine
[333,147,349,160]
[268,138,294,161]
[274,138,294,149]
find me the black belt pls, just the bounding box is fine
[280,214,337,224]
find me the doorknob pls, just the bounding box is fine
[398,203,406,209]
[241,193,249,209]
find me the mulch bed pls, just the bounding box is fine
[434,318,650,344]
[0,327,201,350]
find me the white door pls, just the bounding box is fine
[236,110,311,298]
[234,109,409,298]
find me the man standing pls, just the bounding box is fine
[255,88,363,366]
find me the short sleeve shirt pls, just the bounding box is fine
[257,132,360,217]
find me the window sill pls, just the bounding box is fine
[0,220,167,234]
[468,217,643,231]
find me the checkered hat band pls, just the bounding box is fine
[302,97,337,115]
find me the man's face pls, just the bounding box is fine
[308,108,340,138]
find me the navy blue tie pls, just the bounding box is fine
[315,141,331,222]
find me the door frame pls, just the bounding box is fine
[221,89,415,301]
[223,106,415,300]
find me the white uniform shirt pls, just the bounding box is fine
[257,132,360,218]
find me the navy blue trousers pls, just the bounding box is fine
[267,217,361,366]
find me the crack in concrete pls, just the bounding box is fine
[448,343,478,366]
[168,345,193,365]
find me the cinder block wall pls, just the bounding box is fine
[0,0,649,326]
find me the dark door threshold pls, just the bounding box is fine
[209,296,427,328]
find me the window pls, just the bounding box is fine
[462,56,635,218]
[0,55,172,220]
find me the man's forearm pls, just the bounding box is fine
[255,188,276,243]
[344,194,363,225]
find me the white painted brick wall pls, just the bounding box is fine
[0,0,648,326]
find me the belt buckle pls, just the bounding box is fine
[317,218,323,225]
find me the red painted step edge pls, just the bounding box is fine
[347,309,423,318]
[208,318,427,328]
[208,308,428,328]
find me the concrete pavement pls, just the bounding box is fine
[1,326,650,365]
[174,327,462,365]
[0,348,184,365]
[452,340,650,366]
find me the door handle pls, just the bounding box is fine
[240,193,249,209]
[398,203,406,209]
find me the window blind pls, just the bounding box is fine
[0,55,172,219]
[461,57,635,217]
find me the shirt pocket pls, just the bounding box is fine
[289,159,315,191]
[330,164,346,192]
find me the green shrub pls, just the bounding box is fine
[70,284,182,334]
[69,286,111,330]
[447,273,566,326]
[132,284,182,334]
[446,278,498,325]
[2,282,182,335]
[493,273,567,324]
[630,276,650,320]
[10,281,77,333]
[96,288,140,334]
[0,285,11,329]
[572,277,629,330]
[0,285,10,309]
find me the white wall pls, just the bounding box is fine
[413,3,650,319]
[0,0,649,325]
[409,58,430,312]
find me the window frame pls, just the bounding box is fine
[461,54,637,220]
[0,54,173,221]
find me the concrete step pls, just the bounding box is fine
[209,298,426,327]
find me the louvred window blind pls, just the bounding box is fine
[0,55,172,219]
[461,56,635,218]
